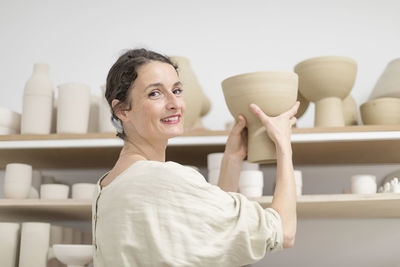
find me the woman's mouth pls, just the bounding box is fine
[161,114,181,124]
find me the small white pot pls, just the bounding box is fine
[4,163,32,199]
[0,222,20,267]
[40,184,69,199]
[239,170,264,198]
[240,186,263,198]
[72,183,96,200]
[351,175,377,194]
[207,169,220,185]
[207,153,224,171]
[0,107,21,131]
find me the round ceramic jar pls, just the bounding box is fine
[351,175,377,194]
[239,170,264,198]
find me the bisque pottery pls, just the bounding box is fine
[170,56,204,129]
[98,85,115,133]
[0,107,21,132]
[19,222,51,267]
[40,184,70,199]
[294,56,357,127]
[222,71,298,163]
[0,222,20,267]
[360,97,400,125]
[239,170,264,198]
[72,183,96,200]
[369,58,400,100]
[351,175,377,194]
[53,244,93,267]
[4,163,32,199]
[342,94,358,125]
[57,83,91,134]
[21,63,54,134]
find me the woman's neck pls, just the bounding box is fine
[120,135,167,162]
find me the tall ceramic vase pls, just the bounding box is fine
[169,56,204,129]
[19,222,50,267]
[21,63,54,134]
[57,83,91,134]
[222,71,298,164]
[294,56,357,127]
[98,85,115,133]
[0,223,20,267]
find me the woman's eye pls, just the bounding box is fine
[173,88,183,95]
[149,91,160,97]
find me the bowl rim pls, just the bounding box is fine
[294,56,357,71]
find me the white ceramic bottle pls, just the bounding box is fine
[21,63,54,134]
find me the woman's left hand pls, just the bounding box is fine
[224,115,248,160]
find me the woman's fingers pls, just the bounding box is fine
[284,101,300,118]
[289,117,297,127]
[231,114,247,135]
[249,103,270,126]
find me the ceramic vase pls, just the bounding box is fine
[222,71,298,163]
[360,97,400,125]
[4,163,32,199]
[19,222,51,267]
[294,56,357,127]
[88,94,100,133]
[57,83,91,134]
[170,56,204,129]
[0,223,20,267]
[369,58,400,100]
[21,63,54,134]
[98,85,115,133]
[342,94,358,125]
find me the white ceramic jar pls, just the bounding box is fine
[40,184,70,199]
[207,152,224,171]
[207,169,220,185]
[21,63,54,134]
[0,107,21,133]
[19,222,51,267]
[351,175,377,194]
[239,170,264,198]
[88,94,100,133]
[72,183,96,200]
[0,222,20,267]
[4,163,32,199]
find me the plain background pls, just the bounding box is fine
[0,0,400,266]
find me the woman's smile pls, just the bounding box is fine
[161,114,181,124]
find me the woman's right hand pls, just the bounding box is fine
[249,101,300,149]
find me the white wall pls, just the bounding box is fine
[1,0,400,266]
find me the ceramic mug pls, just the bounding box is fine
[351,175,377,194]
[207,169,220,185]
[4,163,32,199]
[40,184,69,199]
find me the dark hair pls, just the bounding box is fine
[105,48,178,139]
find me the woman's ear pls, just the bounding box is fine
[112,99,129,122]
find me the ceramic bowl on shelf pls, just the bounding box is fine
[350,174,377,194]
[4,163,32,199]
[369,58,400,100]
[222,71,298,163]
[294,56,357,127]
[0,107,21,132]
[72,183,96,200]
[52,244,93,267]
[360,97,400,125]
[40,184,69,199]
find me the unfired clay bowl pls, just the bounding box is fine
[360,97,400,125]
[294,56,357,127]
[222,71,298,163]
[52,244,93,267]
[369,58,400,100]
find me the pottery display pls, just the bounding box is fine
[40,184,69,199]
[21,63,54,134]
[294,56,357,127]
[0,107,21,133]
[88,94,100,133]
[0,222,20,267]
[239,170,264,198]
[222,71,298,163]
[294,170,302,196]
[170,56,208,129]
[360,97,400,125]
[19,222,51,267]
[72,183,96,200]
[98,85,115,133]
[342,94,358,125]
[350,175,377,194]
[4,163,32,199]
[57,82,91,134]
[52,244,93,267]
[369,58,400,100]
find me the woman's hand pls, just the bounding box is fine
[249,101,300,150]
[224,115,248,160]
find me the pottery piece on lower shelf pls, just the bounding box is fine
[19,222,50,267]
[40,184,70,199]
[4,163,32,199]
[207,152,224,171]
[239,170,264,197]
[360,97,400,125]
[0,222,20,267]
[72,183,96,200]
[350,174,377,194]
[52,244,93,267]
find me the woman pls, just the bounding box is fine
[92,48,299,267]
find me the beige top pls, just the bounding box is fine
[92,160,283,267]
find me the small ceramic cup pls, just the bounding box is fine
[239,170,264,198]
[4,163,32,199]
[72,183,96,200]
[207,153,224,171]
[207,169,220,185]
[351,175,377,194]
[40,184,69,199]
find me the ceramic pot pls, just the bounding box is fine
[21,63,54,134]
[98,85,115,133]
[0,107,21,132]
[72,183,96,200]
[4,163,32,199]
[351,175,377,194]
[342,94,358,125]
[88,94,100,133]
[32,170,42,191]
[294,56,357,127]
[0,222,20,267]
[170,56,203,129]
[207,169,220,185]
[19,222,50,267]
[369,58,400,100]
[296,92,309,119]
[57,82,91,134]
[40,184,69,199]
[239,170,264,198]
[207,152,224,171]
[360,97,400,125]
[222,71,298,163]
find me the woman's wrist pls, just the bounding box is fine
[275,141,293,156]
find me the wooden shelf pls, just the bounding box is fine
[1,193,399,221]
[1,125,400,168]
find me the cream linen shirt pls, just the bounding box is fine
[92,160,283,267]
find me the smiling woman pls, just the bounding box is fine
[92,48,298,267]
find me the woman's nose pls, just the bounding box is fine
[166,93,181,110]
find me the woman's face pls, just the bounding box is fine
[124,61,185,142]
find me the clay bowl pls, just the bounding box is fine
[360,97,400,125]
[294,56,357,127]
[369,58,400,100]
[222,71,298,164]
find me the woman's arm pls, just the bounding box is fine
[249,102,299,248]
